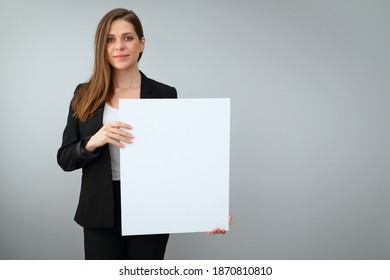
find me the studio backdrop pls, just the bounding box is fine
[0,0,389,259]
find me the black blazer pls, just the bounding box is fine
[57,72,177,228]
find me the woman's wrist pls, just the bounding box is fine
[85,137,97,153]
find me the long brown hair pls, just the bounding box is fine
[72,8,144,121]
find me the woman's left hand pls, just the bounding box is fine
[207,213,232,235]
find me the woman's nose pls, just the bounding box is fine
[115,40,124,50]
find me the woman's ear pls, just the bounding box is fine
[140,37,145,53]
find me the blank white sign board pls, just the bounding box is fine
[119,99,230,235]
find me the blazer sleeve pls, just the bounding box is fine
[172,87,178,99]
[57,85,101,172]
[163,86,177,99]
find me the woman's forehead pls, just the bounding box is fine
[108,19,135,35]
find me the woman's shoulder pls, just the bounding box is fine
[141,71,177,98]
[74,83,87,94]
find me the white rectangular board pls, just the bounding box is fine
[119,98,230,235]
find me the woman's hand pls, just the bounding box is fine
[85,121,133,152]
[207,213,233,236]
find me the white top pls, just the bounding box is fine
[102,103,120,181]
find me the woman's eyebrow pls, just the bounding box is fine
[107,32,134,36]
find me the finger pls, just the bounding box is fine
[109,128,133,142]
[107,138,126,148]
[104,132,132,144]
[110,132,133,144]
[115,128,134,139]
[111,121,132,129]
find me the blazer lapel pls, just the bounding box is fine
[79,102,104,138]
[140,71,153,99]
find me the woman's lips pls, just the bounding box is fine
[114,54,129,60]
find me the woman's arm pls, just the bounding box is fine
[57,86,133,171]
[57,99,101,172]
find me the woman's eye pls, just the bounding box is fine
[107,37,115,43]
[124,36,133,41]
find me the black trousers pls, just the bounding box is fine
[83,181,169,260]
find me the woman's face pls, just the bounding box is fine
[106,19,145,71]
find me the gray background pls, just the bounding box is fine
[0,0,389,259]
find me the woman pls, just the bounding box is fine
[58,8,229,260]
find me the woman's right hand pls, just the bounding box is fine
[85,121,133,152]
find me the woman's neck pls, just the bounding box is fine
[111,66,141,90]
